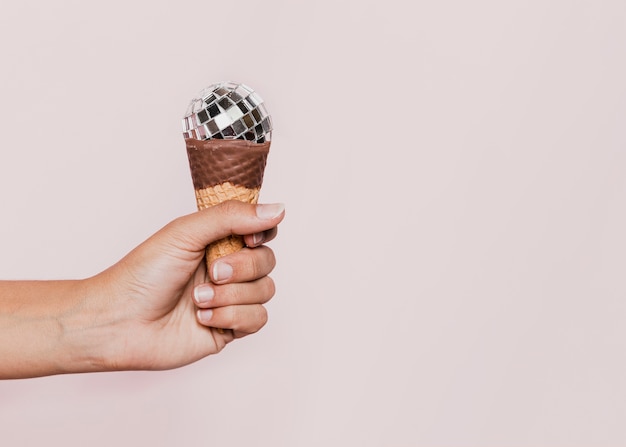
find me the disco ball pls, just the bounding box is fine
[182,81,272,143]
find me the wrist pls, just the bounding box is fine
[55,276,125,374]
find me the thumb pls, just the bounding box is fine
[163,201,285,252]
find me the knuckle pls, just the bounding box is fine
[227,305,268,333]
[224,306,238,328]
[263,277,276,301]
[228,283,244,304]
[219,200,244,217]
[259,245,275,266]
[248,246,276,278]
[259,306,268,325]
[266,248,277,270]
[252,306,269,332]
[159,218,195,250]
[248,252,262,278]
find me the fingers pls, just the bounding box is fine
[193,245,277,335]
[193,276,275,309]
[208,246,276,284]
[193,278,274,335]
[164,201,285,253]
[166,202,283,337]
[196,304,268,336]
[243,226,278,248]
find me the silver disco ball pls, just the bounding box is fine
[182,82,272,143]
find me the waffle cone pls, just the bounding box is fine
[186,138,270,270]
[195,182,261,265]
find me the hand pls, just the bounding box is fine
[84,201,285,372]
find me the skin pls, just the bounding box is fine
[0,201,285,379]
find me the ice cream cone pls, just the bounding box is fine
[195,182,259,263]
[182,82,272,270]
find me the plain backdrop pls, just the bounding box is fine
[1,0,625,446]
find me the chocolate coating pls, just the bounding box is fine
[185,139,270,190]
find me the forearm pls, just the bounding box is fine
[0,279,110,379]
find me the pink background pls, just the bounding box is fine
[1,0,626,445]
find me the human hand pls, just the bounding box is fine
[82,201,285,372]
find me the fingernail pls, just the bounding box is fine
[252,232,265,246]
[193,284,215,304]
[212,261,233,283]
[197,309,213,324]
[256,203,285,220]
